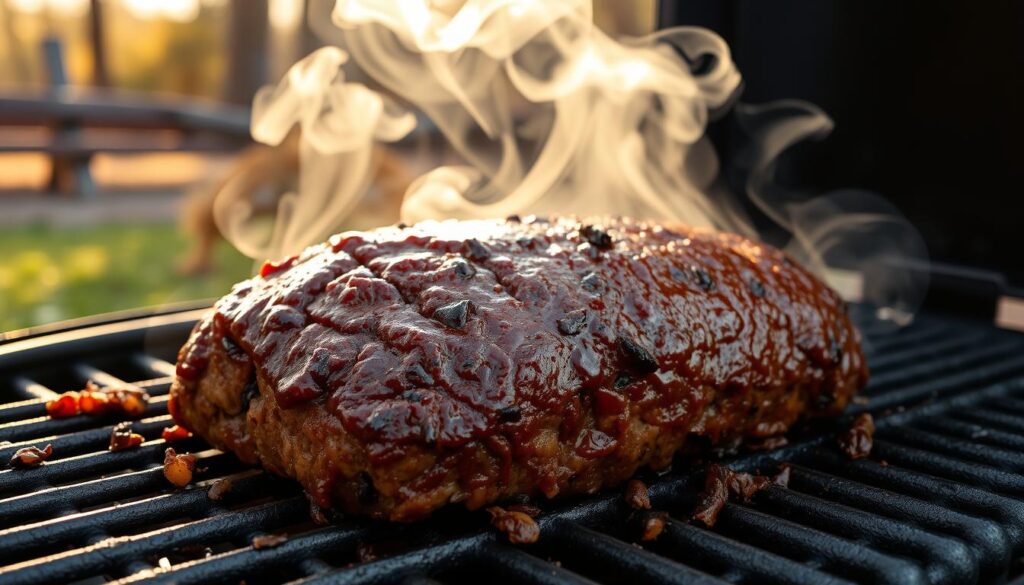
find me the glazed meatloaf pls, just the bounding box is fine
[170,216,867,521]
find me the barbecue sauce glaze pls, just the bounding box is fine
[174,217,866,512]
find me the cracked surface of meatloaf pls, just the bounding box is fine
[169,216,868,521]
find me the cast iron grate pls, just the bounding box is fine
[1,309,1024,585]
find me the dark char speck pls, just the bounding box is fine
[580,225,613,249]
[619,337,660,374]
[434,300,475,329]
[557,309,588,336]
[462,239,491,261]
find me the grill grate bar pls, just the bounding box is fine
[0,415,172,463]
[871,440,1024,497]
[542,520,728,585]
[865,330,989,372]
[655,518,855,585]
[865,338,1022,393]
[880,425,1024,471]
[473,543,600,585]
[915,415,1024,451]
[0,497,309,585]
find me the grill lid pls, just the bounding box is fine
[1,309,1024,584]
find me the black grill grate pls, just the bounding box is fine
[2,309,1024,584]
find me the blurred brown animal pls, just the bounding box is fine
[178,132,413,275]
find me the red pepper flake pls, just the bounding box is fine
[163,447,197,487]
[109,422,145,452]
[45,392,80,418]
[692,464,774,527]
[488,506,540,544]
[10,444,53,469]
[259,256,297,278]
[207,478,233,501]
[252,534,288,550]
[838,413,875,460]
[161,424,192,442]
[641,511,668,542]
[625,479,651,510]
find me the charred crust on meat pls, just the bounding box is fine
[581,272,604,293]
[355,472,378,505]
[433,299,475,329]
[829,335,843,365]
[461,238,491,262]
[498,406,522,423]
[749,278,766,297]
[670,266,686,283]
[691,268,716,291]
[580,224,613,249]
[220,335,247,361]
[619,337,660,374]
[557,309,588,336]
[614,372,635,389]
[444,258,476,279]
[240,377,259,412]
[405,363,435,386]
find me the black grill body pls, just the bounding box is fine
[1,309,1024,585]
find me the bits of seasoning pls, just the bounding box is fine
[461,238,491,261]
[109,422,145,452]
[10,444,53,469]
[619,337,660,374]
[749,278,766,297]
[579,224,613,249]
[252,534,288,550]
[641,512,668,542]
[838,413,875,460]
[207,478,233,501]
[691,268,715,291]
[487,506,540,544]
[433,299,475,329]
[163,447,197,487]
[497,405,522,423]
[162,424,192,442]
[506,214,522,223]
[625,479,651,510]
[580,272,604,293]
[829,335,844,365]
[556,309,588,336]
[613,373,634,389]
[691,464,774,527]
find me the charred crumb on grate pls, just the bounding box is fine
[773,465,792,487]
[640,511,668,542]
[619,337,660,374]
[691,464,773,527]
[625,479,651,510]
[10,444,53,469]
[557,309,588,336]
[461,238,491,262]
[252,534,288,550]
[207,478,233,501]
[580,224,614,249]
[433,299,475,329]
[109,422,145,452]
[838,413,875,459]
[488,506,540,544]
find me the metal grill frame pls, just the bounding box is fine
[2,309,1024,585]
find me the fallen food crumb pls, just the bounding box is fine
[488,506,540,544]
[10,444,53,469]
[163,447,197,487]
[641,511,669,542]
[625,479,651,510]
[838,413,875,460]
[46,382,151,419]
[207,478,233,501]
[773,465,792,488]
[252,534,288,550]
[45,392,79,418]
[161,425,192,442]
[109,422,145,452]
[157,557,171,570]
[691,464,774,527]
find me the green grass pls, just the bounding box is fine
[0,223,254,332]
